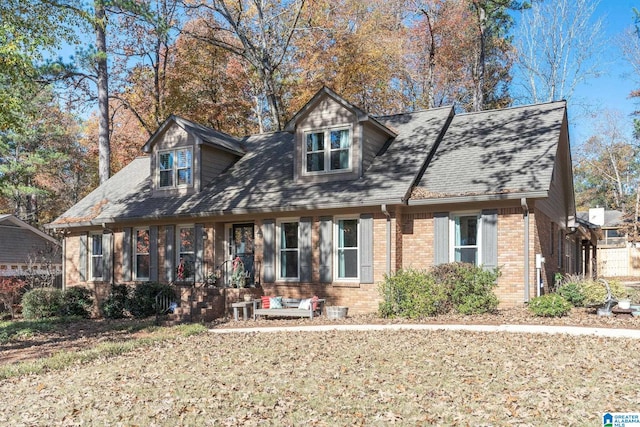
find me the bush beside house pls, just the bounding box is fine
[378,263,500,318]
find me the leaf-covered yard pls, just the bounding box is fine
[1,321,639,426]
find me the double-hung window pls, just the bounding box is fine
[159,148,192,188]
[90,233,103,280]
[278,220,299,280]
[335,218,359,280]
[305,128,351,174]
[134,228,150,280]
[451,214,481,265]
[177,225,195,280]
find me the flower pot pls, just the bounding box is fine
[243,294,252,302]
[618,299,631,310]
[326,306,348,319]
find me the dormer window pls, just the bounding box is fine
[159,148,192,188]
[304,128,351,174]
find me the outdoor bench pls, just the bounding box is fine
[254,296,325,320]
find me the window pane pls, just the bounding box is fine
[330,149,349,170]
[179,227,194,253]
[136,230,149,254]
[338,248,358,278]
[176,149,191,168]
[281,222,298,249]
[307,153,324,172]
[455,247,478,264]
[92,235,103,255]
[159,152,173,170]
[339,220,358,247]
[280,251,299,278]
[330,129,349,149]
[306,133,324,151]
[92,257,103,278]
[455,216,477,246]
[177,168,191,185]
[160,170,173,187]
[136,255,150,279]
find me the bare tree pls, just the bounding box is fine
[512,0,605,104]
[182,0,306,131]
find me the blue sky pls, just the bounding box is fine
[569,0,638,145]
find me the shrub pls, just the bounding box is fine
[101,284,130,319]
[529,294,572,317]
[556,282,586,307]
[21,287,64,319]
[127,282,176,318]
[431,262,500,315]
[62,287,94,318]
[378,269,448,318]
[580,279,627,306]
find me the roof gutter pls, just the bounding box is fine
[408,191,549,206]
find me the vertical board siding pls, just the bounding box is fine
[263,220,275,282]
[165,226,175,282]
[433,212,449,265]
[195,224,204,283]
[79,233,88,282]
[102,232,113,283]
[482,209,498,270]
[299,217,312,282]
[122,228,132,282]
[319,217,333,283]
[150,226,158,282]
[360,214,374,283]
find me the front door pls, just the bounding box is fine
[227,223,255,285]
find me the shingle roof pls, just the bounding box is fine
[411,101,566,201]
[49,100,568,228]
[49,107,453,226]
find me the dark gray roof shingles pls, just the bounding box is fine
[413,101,566,199]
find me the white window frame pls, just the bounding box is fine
[334,216,360,281]
[277,219,300,281]
[134,227,150,281]
[303,125,352,175]
[176,224,195,281]
[158,147,193,189]
[89,232,103,280]
[449,212,482,265]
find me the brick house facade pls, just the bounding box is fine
[50,88,597,317]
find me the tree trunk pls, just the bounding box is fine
[473,5,486,112]
[95,0,110,184]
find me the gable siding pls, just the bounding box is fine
[361,122,391,173]
[536,124,570,228]
[0,227,59,264]
[294,96,361,182]
[201,147,237,186]
[150,124,197,193]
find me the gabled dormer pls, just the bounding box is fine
[285,87,397,184]
[142,115,245,197]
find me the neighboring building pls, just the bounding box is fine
[582,208,639,278]
[48,87,594,315]
[0,214,62,278]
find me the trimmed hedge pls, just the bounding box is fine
[21,287,93,320]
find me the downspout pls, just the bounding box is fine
[521,198,530,302]
[381,204,391,275]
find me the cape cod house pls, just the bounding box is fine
[48,87,596,318]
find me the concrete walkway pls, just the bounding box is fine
[210,323,640,338]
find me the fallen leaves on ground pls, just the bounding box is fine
[1,308,640,426]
